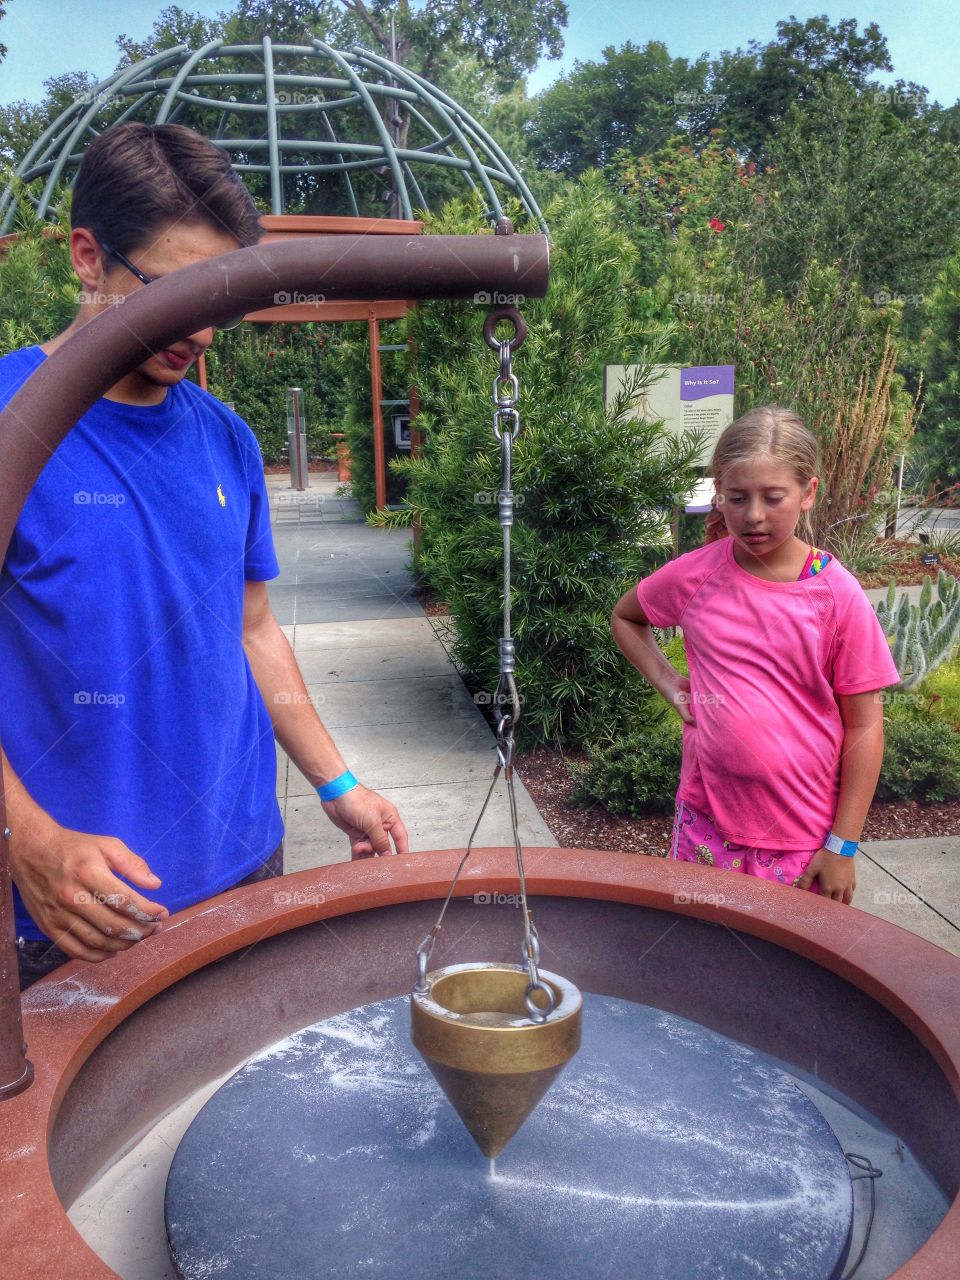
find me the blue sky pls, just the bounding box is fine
[1,0,958,107]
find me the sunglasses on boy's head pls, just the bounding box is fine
[97,239,246,331]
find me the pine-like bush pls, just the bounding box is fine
[385,177,703,746]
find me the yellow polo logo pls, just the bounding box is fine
[217,484,226,507]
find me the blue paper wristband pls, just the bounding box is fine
[317,770,359,802]
[824,831,859,858]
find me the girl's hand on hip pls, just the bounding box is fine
[796,849,856,904]
[666,674,696,725]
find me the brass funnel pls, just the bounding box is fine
[410,962,582,1158]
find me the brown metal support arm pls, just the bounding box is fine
[0,229,550,1098]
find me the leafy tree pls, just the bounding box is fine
[710,15,892,159]
[116,5,222,65]
[915,248,960,488]
[759,77,960,306]
[0,0,8,64]
[332,0,566,94]
[616,134,761,287]
[1,72,100,169]
[532,41,711,176]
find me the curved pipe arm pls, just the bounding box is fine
[0,229,549,1097]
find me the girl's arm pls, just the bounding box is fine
[796,691,886,904]
[611,587,695,724]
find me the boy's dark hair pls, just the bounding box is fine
[71,122,262,254]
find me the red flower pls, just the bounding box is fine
[709,216,726,232]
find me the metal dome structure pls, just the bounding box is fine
[0,38,546,232]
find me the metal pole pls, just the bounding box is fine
[885,453,905,540]
[0,821,33,1099]
[369,317,388,510]
[286,387,306,491]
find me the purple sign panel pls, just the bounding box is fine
[681,366,735,401]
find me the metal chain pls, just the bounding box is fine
[413,305,556,1024]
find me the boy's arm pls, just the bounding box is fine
[610,586,694,724]
[796,691,886,904]
[241,582,409,857]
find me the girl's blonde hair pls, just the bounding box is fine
[704,405,820,544]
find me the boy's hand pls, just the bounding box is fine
[796,849,856,904]
[9,819,168,961]
[320,784,410,859]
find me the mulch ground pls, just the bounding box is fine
[514,746,959,850]
[856,539,960,589]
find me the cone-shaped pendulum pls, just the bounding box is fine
[411,962,582,1158]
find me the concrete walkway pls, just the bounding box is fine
[266,473,959,956]
[265,472,555,870]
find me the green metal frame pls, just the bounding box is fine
[0,40,546,232]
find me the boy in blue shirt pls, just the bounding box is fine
[1,123,409,988]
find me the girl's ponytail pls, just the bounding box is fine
[704,496,729,543]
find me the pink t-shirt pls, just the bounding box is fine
[635,538,901,850]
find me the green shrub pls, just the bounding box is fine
[0,192,77,353]
[205,323,346,463]
[568,710,682,816]
[920,656,960,728]
[876,715,960,802]
[338,319,410,513]
[387,176,703,747]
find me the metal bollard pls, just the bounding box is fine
[286,387,309,492]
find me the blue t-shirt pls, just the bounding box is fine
[0,346,284,940]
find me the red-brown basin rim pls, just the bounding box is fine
[1,847,957,1279]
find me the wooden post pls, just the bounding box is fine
[408,334,423,554]
[196,353,208,391]
[369,316,387,511]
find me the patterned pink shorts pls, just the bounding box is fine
[670,799,821,894]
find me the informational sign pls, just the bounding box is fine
[393,413,412,451]
[604,363,735,464]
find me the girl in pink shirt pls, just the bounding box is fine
[611,406,901,904]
